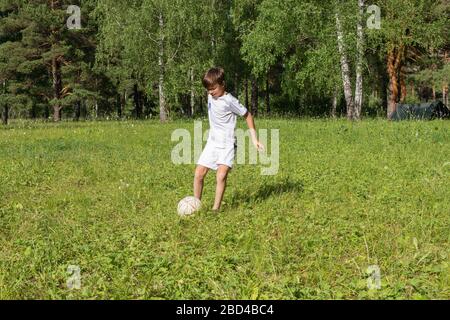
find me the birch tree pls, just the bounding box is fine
[335,0,365,121]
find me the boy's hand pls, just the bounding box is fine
[246,115,264,152]
[253,140,265,152]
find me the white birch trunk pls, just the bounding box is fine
[190,68,195,117]
[158,12,168,122]
[354,0,365,120]
[336,13,355,120]
[332,87,338,118]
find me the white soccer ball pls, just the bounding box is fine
[177,196,202,216]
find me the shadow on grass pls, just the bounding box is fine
[229,177,304,208]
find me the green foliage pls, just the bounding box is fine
[367,0,448,55]
[0,0,100,119]
[238,0,350,107]
[0,0,449,119]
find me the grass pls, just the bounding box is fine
[0,118,449,299]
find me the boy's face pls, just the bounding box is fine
[207,84,225,99]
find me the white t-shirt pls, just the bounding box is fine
[207,93,248,147]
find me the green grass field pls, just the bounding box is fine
[0,118,449,299]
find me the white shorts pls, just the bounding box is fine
[197,140,237,171]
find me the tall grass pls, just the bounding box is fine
[0,118,448,299]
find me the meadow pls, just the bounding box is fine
[0,118,448,299]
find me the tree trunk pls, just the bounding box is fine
[52,55,63,122]
[354,0,365,120]
[94,100,99,118]
[266,74,270,115]
[158,12,168,122]
[387,49,398,117]
[190,68,195,117]
[121,91,126,118]
[44,105,50,120]
[116,93,122,118]
[53,105,62,121]
[374,53,389,112]
[444,84,449,107]
[251,77,258,116]
[380,71,389,113]
[432,85,436,101]
[387,45,404,119]
[2,80,7,125]
[244,78,249,110]
[2,105,8,125]
[400,65,407,103]
[82,100,87,120]
[444,51,449,107]
[50,0,63,122]
[331,87,338,118]
[30,102,37,119]
[74,101,81,121]
[133,83,142,119]
[336,13,355,120]
[141,92,146,117]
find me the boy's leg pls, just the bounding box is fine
[194,165,210,200]
[213,165,231,211]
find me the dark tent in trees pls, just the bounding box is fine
[390,101,450,121]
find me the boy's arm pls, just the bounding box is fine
[244,112,265,152]
[228,94,265,152]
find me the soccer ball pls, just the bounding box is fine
[177,196,202,216]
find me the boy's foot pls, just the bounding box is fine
[197,205,224,214]
[197,206,218,215]
[212,201,226,213]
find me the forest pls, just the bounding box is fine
[0,0,449,123]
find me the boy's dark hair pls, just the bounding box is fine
[202,67,225,89]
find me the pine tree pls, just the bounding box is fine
[0,0,100,122]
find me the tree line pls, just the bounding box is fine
[0,0,448,124]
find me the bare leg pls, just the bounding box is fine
[194,165,209,200]
[213,165,231,211]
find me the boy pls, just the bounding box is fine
[194,67,265,211]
